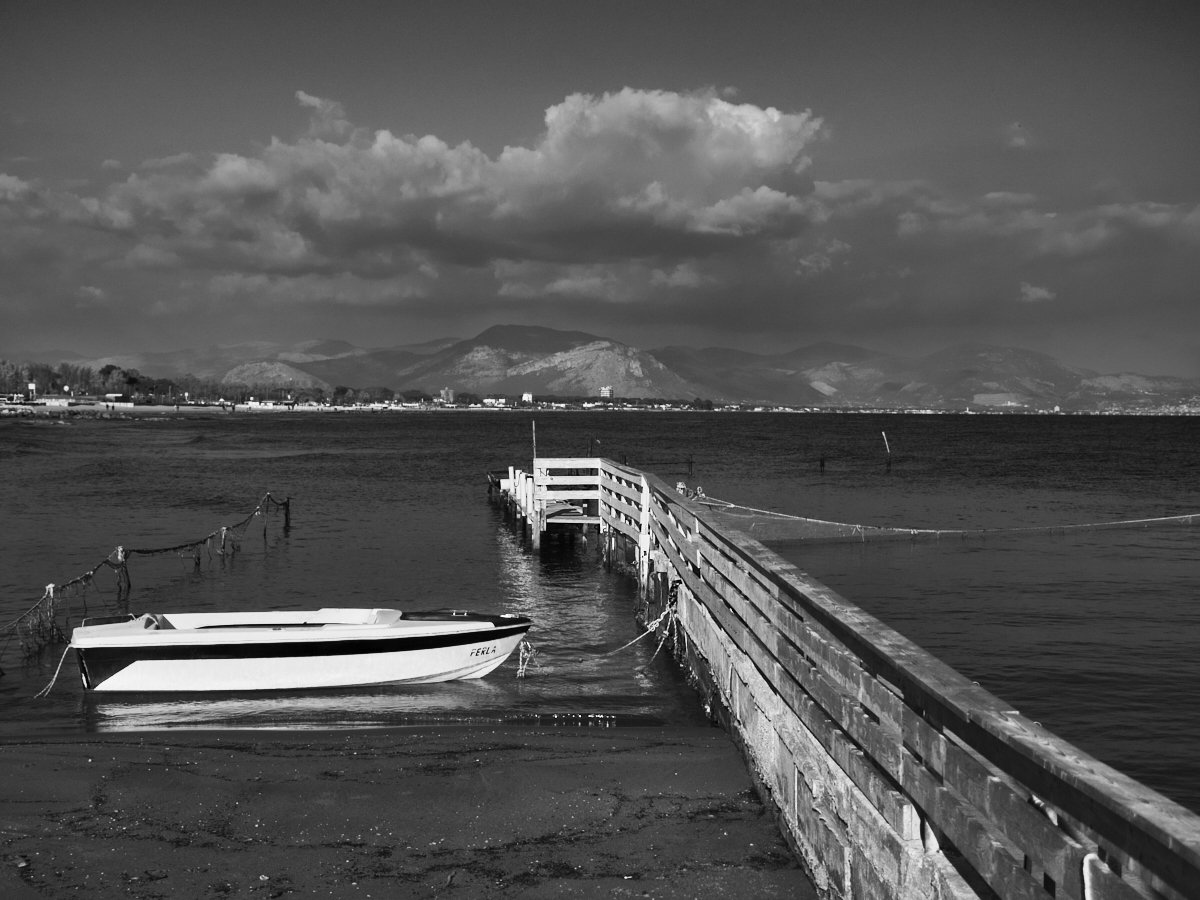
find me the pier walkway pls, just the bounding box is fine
[495,457,1200,900]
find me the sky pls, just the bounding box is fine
[2,0,1199,375]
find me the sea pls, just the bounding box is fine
[2,410,1198,814]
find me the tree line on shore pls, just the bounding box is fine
[2,359,722,410]
[0,359,440,405]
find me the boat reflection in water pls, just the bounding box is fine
[80,682,638,733]
[82,680,513,732]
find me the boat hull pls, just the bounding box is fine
[71,609,532,692]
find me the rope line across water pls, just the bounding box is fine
[697,496,1198,541]
[0,492,290,676]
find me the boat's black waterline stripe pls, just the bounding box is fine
[75,620,532,689]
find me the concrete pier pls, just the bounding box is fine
[496,457,1200,900]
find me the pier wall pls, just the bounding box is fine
[498,458,1200,900]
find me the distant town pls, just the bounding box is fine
[5,389,1199,418]
[3,357,1198,417]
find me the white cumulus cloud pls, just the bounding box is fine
[78,88,824,287]
[1017,281,1056,303]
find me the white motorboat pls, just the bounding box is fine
[70,608,532,692]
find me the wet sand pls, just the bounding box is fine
[1,726,815,898]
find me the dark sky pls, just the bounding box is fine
[3,0,1199,374]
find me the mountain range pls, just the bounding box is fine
[15,325,1200,411]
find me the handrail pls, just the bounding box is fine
[637,471,1200,899]
[496,458,1200,898]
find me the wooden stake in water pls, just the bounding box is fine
[532,419,537,463]
[882,431,892,472]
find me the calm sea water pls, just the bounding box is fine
[2,411,1198,813]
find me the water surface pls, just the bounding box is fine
[2,410,1197,812]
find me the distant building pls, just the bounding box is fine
[521,392,534,404]
[439,387,455,404]
[599,385,614,399]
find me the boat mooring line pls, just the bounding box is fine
[516,640,538,678]
[594,603,677,661]
[636,604,682,674]
[513,603,679,679]
[33,644,71,698]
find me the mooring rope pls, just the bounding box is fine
[513,603,679,679]
[696,496,1199,541]
[593,603,677,660]
[33,644,71,698]
[516,640,538,678]
[636,603,681,674]
[0,492,291,677]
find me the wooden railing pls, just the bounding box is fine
[500,459,1200,899]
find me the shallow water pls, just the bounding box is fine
[2,410,1198,812]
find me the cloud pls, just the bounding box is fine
[294,90,354,140]
[1017,281,1056,303]
[1004,121,1033,149]
[140,152,202,171]
[882,185,1200,259]
[208,270,429,307]
[0,173,33,200]
[121,243,182,268]
[492,89,822,237]
[76,284,108,306]
[1034,201,1200,256]
[5,88,1200,366]
[497,259,665,304]
[64,89,824,301]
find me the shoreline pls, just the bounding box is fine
[1,725,815,899]
[4,400,1198,418]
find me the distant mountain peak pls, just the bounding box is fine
[466,324,606,355]
[13,325,1197,410]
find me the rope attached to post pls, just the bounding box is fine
[1,492,292,681]
[512,602,679,679]
[592,602,677,661]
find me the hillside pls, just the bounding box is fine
[10,327,1200,410]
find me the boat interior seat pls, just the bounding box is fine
[149,614,175,629]
[81,614,137,628]
[369,609,404,625]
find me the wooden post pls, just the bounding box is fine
[637,474,653,588]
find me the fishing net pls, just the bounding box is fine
[0,493,291,672]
